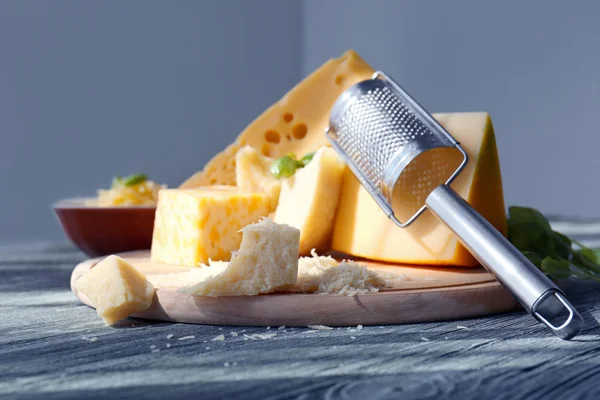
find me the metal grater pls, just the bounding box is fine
[327,71,583,340]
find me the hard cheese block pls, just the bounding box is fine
[151,186,272,267]
[74,255,155,325]
[235,146,281,211]
[179,218,300,296]
[274,147,346,255]
[180,49,374,188]
[332,112,507,267]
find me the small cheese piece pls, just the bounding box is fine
[180,50,374,188]
[332,112,507,267]
[74,255,154,325]
[273,147,346,255]
[179,218,300,296]
[235,146,281,210]
[151,186,272,266]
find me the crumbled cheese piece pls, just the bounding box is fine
[456,325,471,330]
[243,333,277,340]
[82,336,98,342]
[357,325,363,330]
[266,326,271,330]
[166,334,174,339]
[224,362,230,367]
[421,337,430,342]
[150,345,157,350]
[231,331,239,337]
[292,250,388,295]
[206,346,211,350]
[166,343,171,348]
[307,324,334,331]
[178,335,196,341]
[212,334,226,342]
[350,336,356,340]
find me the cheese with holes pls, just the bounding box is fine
[74,255,154,325]
[273,147,346,255]
[151,186,272,266]
[180,50,374,188]
[332,112,507,267]
[179,218,300,296]
[235,146,281,210]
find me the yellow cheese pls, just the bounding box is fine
[180,50,374,188]
[273,147,346,255]
[332,112,507,267]
[235,146,281,210]
[74,255,154,325]
[179,218,300,296]
[151,186,272,266]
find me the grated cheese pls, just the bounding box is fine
[178,335,196,341]
[212,334,226,342]
[307,324,334,331]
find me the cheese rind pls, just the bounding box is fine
[180,50,374,188]
[273,147,346,255]
[151,187,272,266]
[179,218,300,296]
[331,112,507,267]
[74,255,154,325]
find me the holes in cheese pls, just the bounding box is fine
[150,186,272,267]
[264,130,281,144]
[331,112,507,267]
[179,50,375,188]
[179,218,300,296]
[273,147,347,255]
[74,255,155,325]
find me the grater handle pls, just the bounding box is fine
[426,184,583,340]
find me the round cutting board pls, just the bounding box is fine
[71,251,519,326]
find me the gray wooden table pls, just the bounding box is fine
[3,229,600,399]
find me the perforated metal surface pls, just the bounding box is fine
[330,79,448,188]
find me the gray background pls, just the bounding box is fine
[1,0,599,241]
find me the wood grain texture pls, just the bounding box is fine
[3,242,600,400]
[70,251,519,326]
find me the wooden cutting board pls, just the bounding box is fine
[71,251,520,326]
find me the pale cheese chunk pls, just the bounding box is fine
[151,186,272,267]
[74,255,154,325]
[273,147,346,255]
[179,218,300,296]
[235,146,281,210]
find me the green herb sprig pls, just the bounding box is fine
[508,206,600,282]
[270,152,316,179]
[111,174,148,188]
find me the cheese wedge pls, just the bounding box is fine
[179,218,300,296]
[235,146,281,210]
[332,112,507,267]
[151,186,272,266]
[74,255,154,325]
[273,147,346,255]
[180,50,374,188]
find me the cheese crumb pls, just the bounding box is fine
[206,346,211,350]
[150,345,157,350]
[166,343,171,348]
[278,326,286,330]
[224,362,230,367]
[231,331,239,337]
[421,337,430,342]
[308,325,333,331]
[212,334,226,342]
[456,325,471,330]
[350,336,356,340]
[243,333,277,340]
[266,326,271,330]
[166,334,174,339]
[178,335,196,341]
[293,250,388,295]
[357,325,363,330]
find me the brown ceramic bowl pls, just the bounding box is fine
[53,198,156,257]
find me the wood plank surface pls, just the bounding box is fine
[2,241,600,400]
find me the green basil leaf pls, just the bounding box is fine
[540,257,571,279]
[270,156,297,179]
[123,174,147,186]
